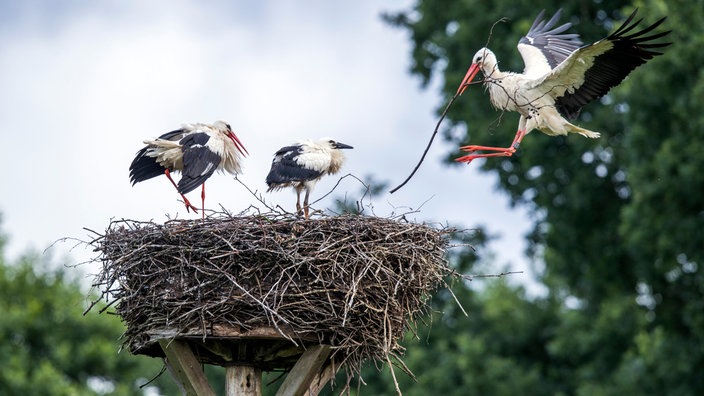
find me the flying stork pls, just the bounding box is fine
[129,120,248,218]
[265,139,353,219]
[454,9,670,164]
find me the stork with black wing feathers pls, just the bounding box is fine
[129,121,248,217]
[266,139,353,219]
[454,9,671,164]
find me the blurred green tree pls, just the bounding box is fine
[0,219,182,395]
[352,0,704,394]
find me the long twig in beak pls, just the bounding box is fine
[389,81,481,194]
[389,17,506,194]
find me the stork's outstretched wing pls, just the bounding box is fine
[536,9,671,119]
[518,9,583,78]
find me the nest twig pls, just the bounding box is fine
[88,210,454,384]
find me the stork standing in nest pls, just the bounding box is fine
[454,9,670,164]
[266,139,353,219]
[129,121,248,218]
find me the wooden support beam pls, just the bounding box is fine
[306,361,337,395]
[159,339,216,396]
[275,345,331,396]
[226,366,262,396]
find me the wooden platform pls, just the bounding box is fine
[145,325,336,395]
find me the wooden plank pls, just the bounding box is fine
[306,361,337,395]
[147,324,310,340]
[226,366,262,396]
[159,339,216,396]
[148,326,283,339]
[275,345,331,396]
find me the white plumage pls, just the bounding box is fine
[455,9,670,164]
[129,120,248,217]
[266,138,353,219]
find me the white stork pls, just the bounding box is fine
[454,9,670,163]
[129,120,248,217]
[265,139,353,219]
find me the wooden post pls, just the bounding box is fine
[275,345,331,396]
[306,361,337,395]
[159,339,216,396]
[158,336,334,396]
[226,365,262,396]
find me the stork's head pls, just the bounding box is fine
[456,48,497,95]
[309,138,353,152]
[214,120,249,157]
[328,139,354,151]
[312,138,353,174]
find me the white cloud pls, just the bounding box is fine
[0,0,532,285]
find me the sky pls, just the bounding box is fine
[0,0,533,286]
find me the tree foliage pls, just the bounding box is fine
[363,0,704,394]
[0,223,181,395]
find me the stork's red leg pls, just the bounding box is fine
[295,188,303,217]
[455,151,515,163]
[164,169,179,189]
[459,144,517,152]
[200,183,206,219]
[456,129,526,164]
[303,189,311,219]
[510,129,526,149]
[164,169,198,213]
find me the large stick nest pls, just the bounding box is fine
[90,212,453,377]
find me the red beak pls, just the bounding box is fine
[456,63,481,96]
[227,131,249,156]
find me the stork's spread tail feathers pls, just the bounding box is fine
[562,123,601,139]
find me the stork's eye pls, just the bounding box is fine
[225,123,232,131]
[329,140,336,145]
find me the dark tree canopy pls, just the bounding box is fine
[355,0,704,394]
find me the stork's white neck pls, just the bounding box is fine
[328,150,346,175]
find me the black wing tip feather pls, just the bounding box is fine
[610,9,671,44]
[176,175,204,195]
[609,11,672,61]
[265,167,322,185]
[129,128,187,186]
[265,174,291,190]
[129,148,165,185]
[265,158,324,189]
[554,10,670,120]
